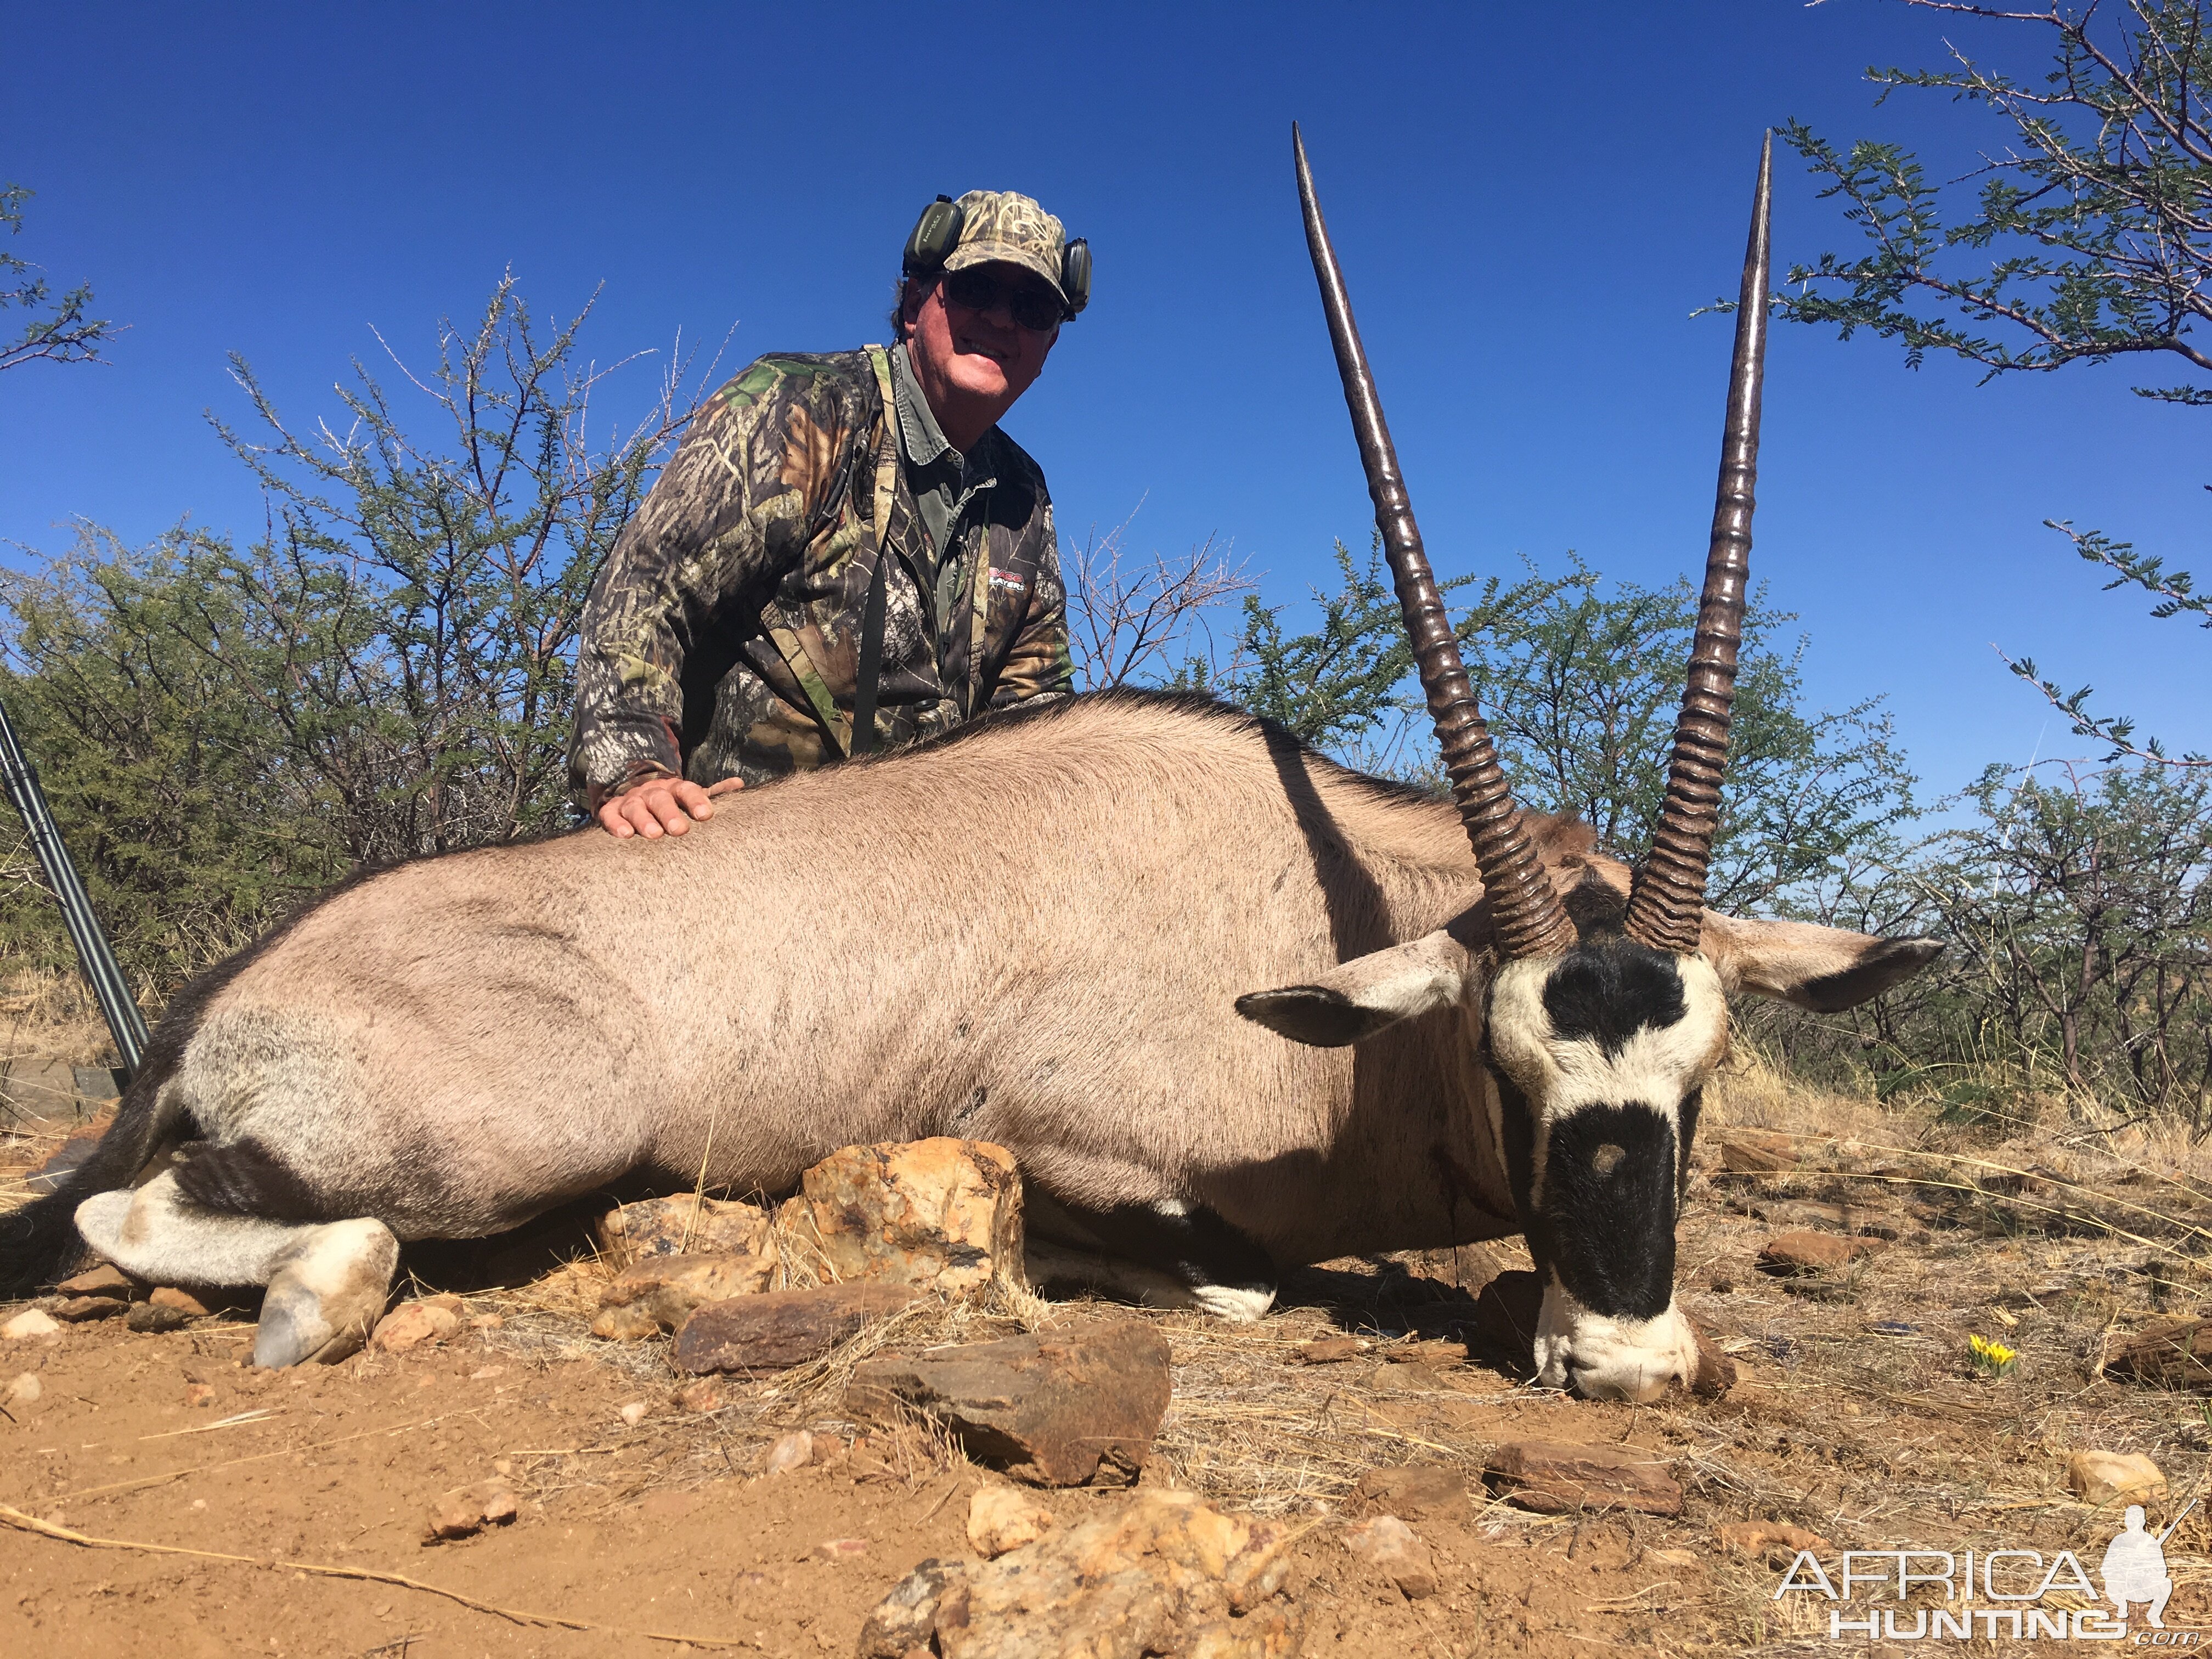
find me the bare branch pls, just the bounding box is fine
[1064,507,1255,692]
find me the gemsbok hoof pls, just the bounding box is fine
[253,1218,400,1368]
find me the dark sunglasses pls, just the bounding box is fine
[942,268,1066,332]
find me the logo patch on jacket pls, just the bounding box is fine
[988,567,1029,594]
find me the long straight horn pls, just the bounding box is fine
[1294,123,1575,961]
[1624,133,1774,954]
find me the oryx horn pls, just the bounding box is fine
[1294,123,1575,961]
[1623,132,1774,955]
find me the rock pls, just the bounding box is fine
[1352,1464,1468,1522]
[1758,1231,1877,1275]
[72,1065,122,1102]
[785,1138,1024,1295]
[1688,1319,1739,1397]
[55,1264,134,1300]
[618,1400,651,1427]
[369,1299,460,1354]
[1,1309,61,1341]
[50,1295,126,1323]
[591,1251,775,1339]
[761,1429,814,1474]
[183,1383,216,1408]
[594,1194,773,1268]
[968,1485,1057,1557]
[675,1379,726,1414]
[1717,1129,1808,1175]
[673,1283,923,1376]
[1383,1242,1512,1295]
[1341,1514,1438,1600]
[859,1557,969,1658]
[588,1303,661,1342]
[1485,1440,1684,1516]
[149,1286,210,1317]
[1470,1268,1544,1357]
[858,1489,1299,1659]
[2101,1319,2212,1389]
[819,1536,870,1560]
[1718,1521,1834,1562]
[5,1372,41,1405]
[845,1319,1172,1488]
[3,1057,83,1124]
[126,1302,192,1334]
[424,1479,519,1542]
[2067,1451,2168,1506]
[1291,1337,1366,1364]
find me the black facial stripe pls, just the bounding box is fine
[1542,939,1688,1057]
[1539,1104,1678,1321]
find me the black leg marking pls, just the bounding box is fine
[171,1138,343,1221]
[1063,1199,1278,1306]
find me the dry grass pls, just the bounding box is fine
[1667,1047,2212,1649]
[0,966,126,1070]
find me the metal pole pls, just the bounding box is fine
[0,693,149,1079]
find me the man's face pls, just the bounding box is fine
[908,262,1060,413]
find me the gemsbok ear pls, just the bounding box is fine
[1236,929,1475,1048]
[1701,913,1944,1014]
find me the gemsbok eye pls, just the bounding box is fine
[1592,1143,1626,1177]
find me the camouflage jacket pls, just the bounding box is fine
[568,346,1072,803]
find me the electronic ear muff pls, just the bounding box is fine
[1060,238,1090,316]
[902,195,966,275]
[901,195,1090,318]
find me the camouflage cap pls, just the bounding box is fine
[943,190,1069,305]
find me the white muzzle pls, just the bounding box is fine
[1532,1274,1699,1402]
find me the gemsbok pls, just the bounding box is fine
[0,129,1936,1400]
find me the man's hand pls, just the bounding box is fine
[596,775,744,839]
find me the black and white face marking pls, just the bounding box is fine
[1484,938,1728,1402]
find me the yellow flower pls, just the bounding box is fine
[1970,1334,2019,1376]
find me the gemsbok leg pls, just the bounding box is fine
[75,1174,398,1367]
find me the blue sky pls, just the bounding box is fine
[3,1,2204,796]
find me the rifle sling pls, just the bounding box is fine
[851,542,889,758]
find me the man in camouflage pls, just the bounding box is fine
[569,190,1080,837]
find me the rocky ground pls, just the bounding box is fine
[3,1054,2210,1657]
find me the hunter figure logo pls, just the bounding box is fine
[1774,1499,2198,1641]
[2103,1504,2180,1630]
